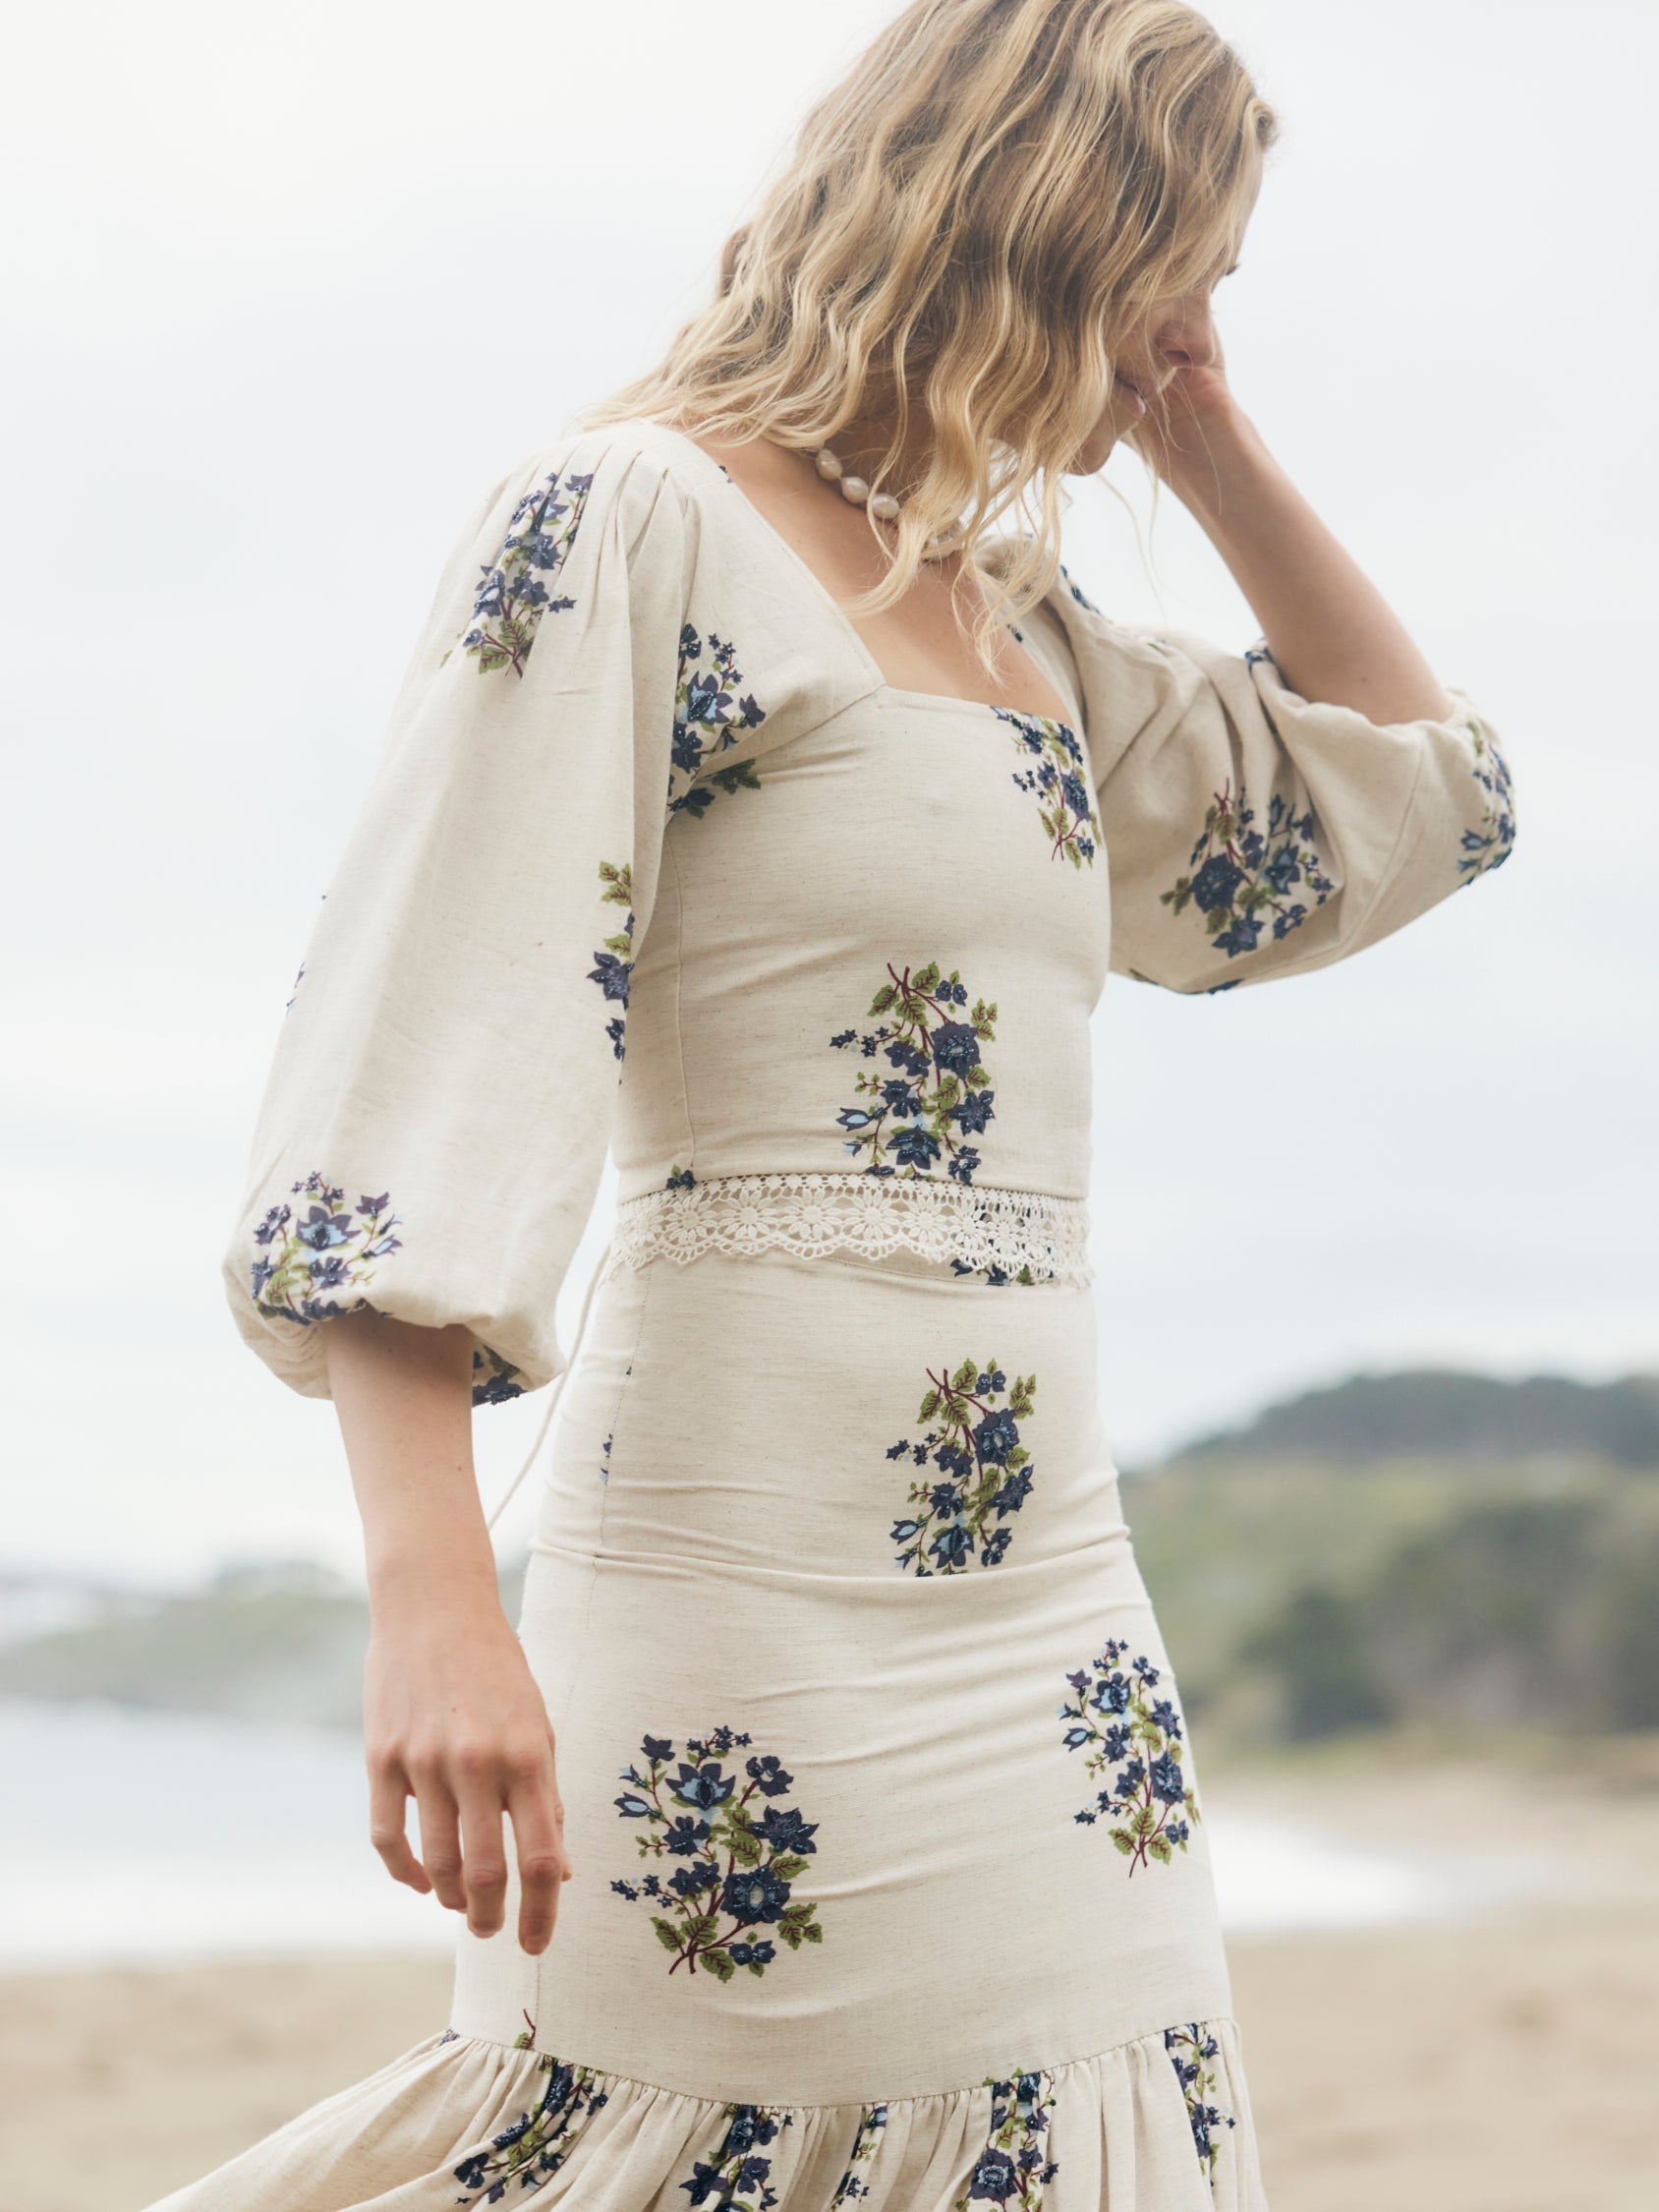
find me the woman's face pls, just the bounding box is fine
[1067,181,1260,476]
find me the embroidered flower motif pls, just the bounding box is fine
[994,710,1098,868]
[830,2105,889,2205]
[954,2069,1058,2209]
[887,1358,1037,1575]
[470,1344,525,1407]
[830,962,997,1184]
[588,859,634,1061]
[1165,2022,1237,2184]
[667,624,768,818]
[448,467,593,678]
[249,1175,402,1326]
[1159,778,1336,960]
[1458,719,1516,885]
[678,2104,793,2210]
[665,1165,697,1190]
[450,2029,609,2203]
[1060,1637,1200,1871]
[612,1726,825,1980]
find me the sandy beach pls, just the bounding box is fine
[4,1757,1656,2212]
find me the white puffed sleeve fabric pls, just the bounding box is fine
[1045,580,1516,996]
[222,432,698,1405]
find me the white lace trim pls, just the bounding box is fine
[607,1172,1092,1286]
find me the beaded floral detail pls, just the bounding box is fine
[612,1726,825,1980]
[1165,2022,1237,2184]
[680,2104,794,2211]
[1060,1637,1199,1873]
[668,623,768,818]
[955,2069,1059,2210]
[887,1358,1037,1574]
[831,962,997,1183]
[451,2031,609,2202]
[250,1175,402,1326]
[994,710,1098,868]
[1459,719,1516,884]
[471,1345,525,1407]
[608,1173,1092,1289]
[587,859,634,1061]
[1160,779,1336,960]
[829,2105,889,2205]
[449,467,593,678]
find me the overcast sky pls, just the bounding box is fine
[3,0,1652,1586]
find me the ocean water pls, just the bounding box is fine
[0,1699,1546,1968]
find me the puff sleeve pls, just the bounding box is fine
[222,434,693,1405]
[1048,586,1516,995]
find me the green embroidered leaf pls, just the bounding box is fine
[913,961,941,994]
[778,1923,804,1950]
[918,1389,941,1423]
[702,1948,736,1982]
[802,1921,824,1942]
[723,1825,764,1867]
[1133,1805,1156,1835]
[769,1852,809,1881]
[1109,1830,1136,1856]
[869,984,897,1016]
[1146,1834,1173,1864]
[652,1917,682,1951]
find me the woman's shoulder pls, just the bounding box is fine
[490,414,729,531]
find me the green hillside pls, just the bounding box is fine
[1173,1368,1659,1468]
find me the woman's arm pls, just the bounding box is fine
[322,1309,574,1954]
[1141,356,1455,728]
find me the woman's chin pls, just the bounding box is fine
[1064,425,1121,476]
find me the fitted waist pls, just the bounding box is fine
[605,1170,1093,1289]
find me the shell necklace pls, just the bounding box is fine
[811,439,904,521]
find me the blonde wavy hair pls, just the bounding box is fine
[580,0,1276,668]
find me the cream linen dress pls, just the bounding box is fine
[158,416,1515,2212]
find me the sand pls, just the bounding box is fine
[4,1758,1657,2212]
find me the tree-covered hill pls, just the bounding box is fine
[1170,1368,1659,1469]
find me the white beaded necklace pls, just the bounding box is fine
[812,440,904,522]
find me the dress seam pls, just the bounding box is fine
[439,2010,1241,2111]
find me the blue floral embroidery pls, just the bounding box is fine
[448,468,593,678]
[668,624,767,818]
[1059,561,1100,615]
[955,2070,1058,2209]
[829,2105,888,2205]
[1165,2023,1237,2184]
[994,710,1098,868]
[612,1726,825,1979]
[1160,779,1335,960]
[588,860,634,1061]
[1060,1637,1199,1872]
[471,1345,525,1407]
[1458,720,1516,884]
[250,1176,402,1325]
[887,1358,1037,1574]
[679,2104,793,2210]
[451,2035,609,2202]
[665,1165,697,1190]
[830,962,997,1183]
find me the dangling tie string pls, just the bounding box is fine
[486,1234,613,1533]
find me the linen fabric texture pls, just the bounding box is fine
[164,417,1516,2211]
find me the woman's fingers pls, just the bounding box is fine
[456,1775,511,1938]
[367,1762,430,1893]
[413,1773,467,1915]
[507,1768,568,1955]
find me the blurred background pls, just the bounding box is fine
[2,1,1655,2205]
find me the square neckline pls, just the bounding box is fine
[641,418,1085,742]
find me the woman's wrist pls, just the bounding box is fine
[364,1529,503,1626]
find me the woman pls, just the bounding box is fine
[157,1,1515,2206]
